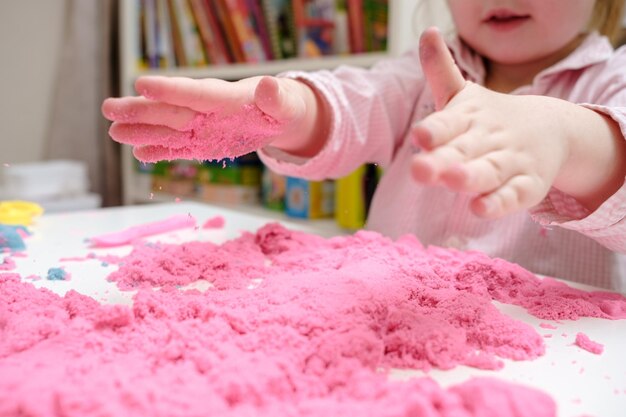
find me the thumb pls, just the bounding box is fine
[254,76,303,122]
[419,27,466,110]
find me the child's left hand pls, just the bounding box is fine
[410,28,573,219]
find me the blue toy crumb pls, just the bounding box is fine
[46,267,68,281]
[0,225,27,252]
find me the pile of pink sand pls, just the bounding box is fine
[2,223,625,416]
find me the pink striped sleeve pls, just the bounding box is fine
[530,64,626,253]
[258,49,426,180]
[530,185,626,252]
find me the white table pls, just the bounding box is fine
[5,202,626,417]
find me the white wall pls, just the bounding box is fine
[0,0,66,163]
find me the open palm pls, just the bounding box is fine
[102,76,310,162]
[411,28,570,219]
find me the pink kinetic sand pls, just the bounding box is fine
[131,105,282,162]
[89,214,196,247]
[574,332,604,355]
[2,223,625,415]
[202,215,226,229]
[0,256,16,271]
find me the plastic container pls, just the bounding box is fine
[38,193,102,214]
[2,160,89,200]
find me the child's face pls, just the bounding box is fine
[447,0,595,65]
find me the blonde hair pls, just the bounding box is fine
[589,0,626,45]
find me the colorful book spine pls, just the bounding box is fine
[334,164,381,229]
[173,0,207,66]
[222,0,267,62]
[285,177,334,219]
[245,0,274,60]
[166,0,187,66]
[138,0,149,68]
[346,0,364,53]
[293,0,336,57]
[156,0,176,67]
[333,5,350,55]
[143,0,159,68]
[212,0,246,62]
[362,0,388,52]
[261,0,297,59]
[189,0,225,64]
[202,0,233,63]
[261,167,286,211]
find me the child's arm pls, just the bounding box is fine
[101,75,329,162]
[411,28,626,219]
[104,48,427,180]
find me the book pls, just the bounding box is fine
[167,0,188,66]
[156,0,176,67]
[143,0,159,68]
[346,0,364,53]
[222,0,267,62]
[202,0,234,63]
[173,0,207,66]
[363,0,388,52]
[332,6,350,55]
[261,167,286,211]
[285,177,334,219]
[212,0,246,62]
[334,163,381,229]
[293,0,336,57]
[138,0,149,68]
[189,0,228,64]
[261,0,297,59]
[245,0,274,60]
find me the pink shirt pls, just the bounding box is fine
[259,33,626,292]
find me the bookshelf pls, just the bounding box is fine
[117,0,413,223]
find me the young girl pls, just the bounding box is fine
[103,0,626,291]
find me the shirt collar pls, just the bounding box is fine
[446,36,485,84]
[446,31,614,86]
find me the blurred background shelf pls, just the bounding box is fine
[133,51,387,80]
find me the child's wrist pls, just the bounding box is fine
[270,79,331,158]
[553,104,626,210]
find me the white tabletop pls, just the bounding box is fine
[5,202,626,417]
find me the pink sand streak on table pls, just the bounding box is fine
[89,214,197,248]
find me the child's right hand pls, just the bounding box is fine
[411,28,626,218]
[102,75,320,162]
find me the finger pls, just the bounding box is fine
[440,150,523,193]
[410,132,496,183]
[109,123,191,148]
[102,97,197,130]
[419,27,466,110]
[412,111,471,150]
[471,174,546,218]
[135,76,248,113]
[133,145,203,163]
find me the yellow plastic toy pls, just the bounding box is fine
[0,201,44,226]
